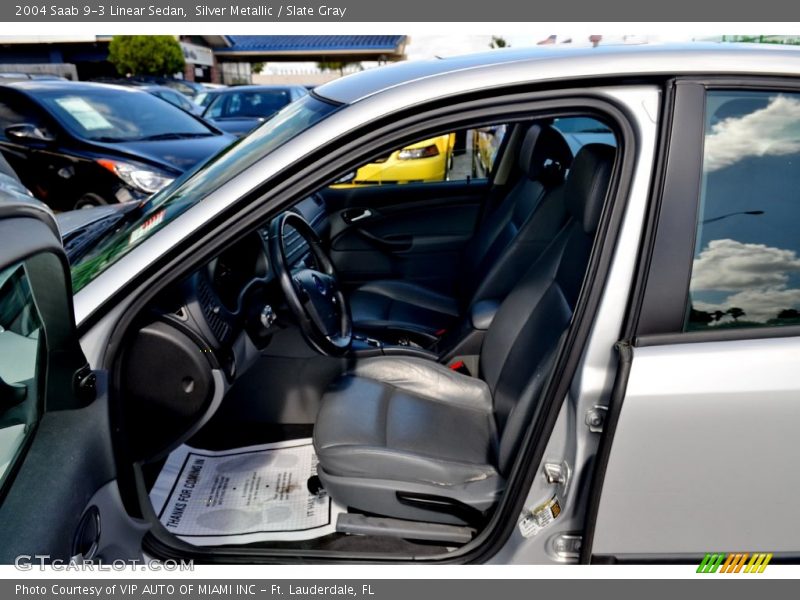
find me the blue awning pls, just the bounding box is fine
[214,35,407,61]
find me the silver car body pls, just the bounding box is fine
[30,43,800,562]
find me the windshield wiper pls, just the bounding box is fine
[63,203,143,262]
[134,132,214,141]
[63,213,126,261]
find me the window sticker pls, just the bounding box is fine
[54,97,113,131]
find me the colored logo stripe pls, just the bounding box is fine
[697,553,772,573]
[697,553,725,573]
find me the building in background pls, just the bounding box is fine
[219,35,408,86]
[0,35,408,86]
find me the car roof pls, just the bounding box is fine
[139,84,183,93]
[0,79,146,95]
[218,84,303,93]
[315,43,800,105]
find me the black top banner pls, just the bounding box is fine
[4,0,799,21]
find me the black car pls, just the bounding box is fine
[0,81,235,209]
[202,84,308,137]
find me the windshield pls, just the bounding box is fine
[205,90,293,120]
[70,94,338,292]
[37,86,215,142]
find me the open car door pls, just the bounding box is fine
[0,202,140,565]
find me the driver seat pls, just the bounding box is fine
[313,144,615,524]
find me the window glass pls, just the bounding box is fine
[0,261,42,487]
[37,87,214,142]
[206,90,293,120]
[0,93,48,135]
[332,125,509,187]
[69,94,337,292]
[687,90,800,330]
[552,117,616,154]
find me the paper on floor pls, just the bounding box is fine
[149,438,344,545]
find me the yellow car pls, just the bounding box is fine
[334,133,455,186]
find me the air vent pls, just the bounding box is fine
[283,226,310,265]
[197,278,230,343]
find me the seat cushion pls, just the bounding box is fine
[349,280,460,336]
[314,357,500,488]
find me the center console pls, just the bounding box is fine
[350,299,501,368]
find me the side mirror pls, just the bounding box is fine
[5,123,56,143]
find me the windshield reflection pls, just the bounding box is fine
[70,95,338,293]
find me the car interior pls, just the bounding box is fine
[112,113,619,557]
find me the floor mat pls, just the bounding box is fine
[149,438,345,546]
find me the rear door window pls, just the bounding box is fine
[687,90,800,330]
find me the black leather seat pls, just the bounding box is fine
[314,144,616,524]
[349,124,574,338]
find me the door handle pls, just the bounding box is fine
[342,208,373,224]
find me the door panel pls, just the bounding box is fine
[0,208,121,563]
[592,337,800,557]
[322,180,490,292]
[0,382,115,562]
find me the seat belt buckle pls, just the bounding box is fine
[448,360,471,375]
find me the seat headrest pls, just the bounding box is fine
[517,124,573,186]
[564,144,615,234]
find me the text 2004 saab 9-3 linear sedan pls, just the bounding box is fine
[1,43,800,565]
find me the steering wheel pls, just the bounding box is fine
[268,212,352,356]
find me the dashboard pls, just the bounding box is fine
[159,194,329,377]
[208,231,270,312]
[120,194,330,460]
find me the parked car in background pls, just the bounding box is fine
[92,79,206,116]
[334,133,456,185]
[0,151,44,207]
[122,76,207,100]
[202,84,309,136]
[0,80,234,209]
[159,78,207,99]
[194,87,223,110]
[140,84,205,116]
[0,73,68,81]
[93,79,206,116]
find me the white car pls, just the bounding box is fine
[1,43,799,566]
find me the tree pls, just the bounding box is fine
[316,61,362,76]
[490,36,509,49]
[251,62,266,75]
[726,307,746,321]
[108,35,185,77]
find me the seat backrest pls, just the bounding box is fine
[458,124,573,308]
[478,143,616,474]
